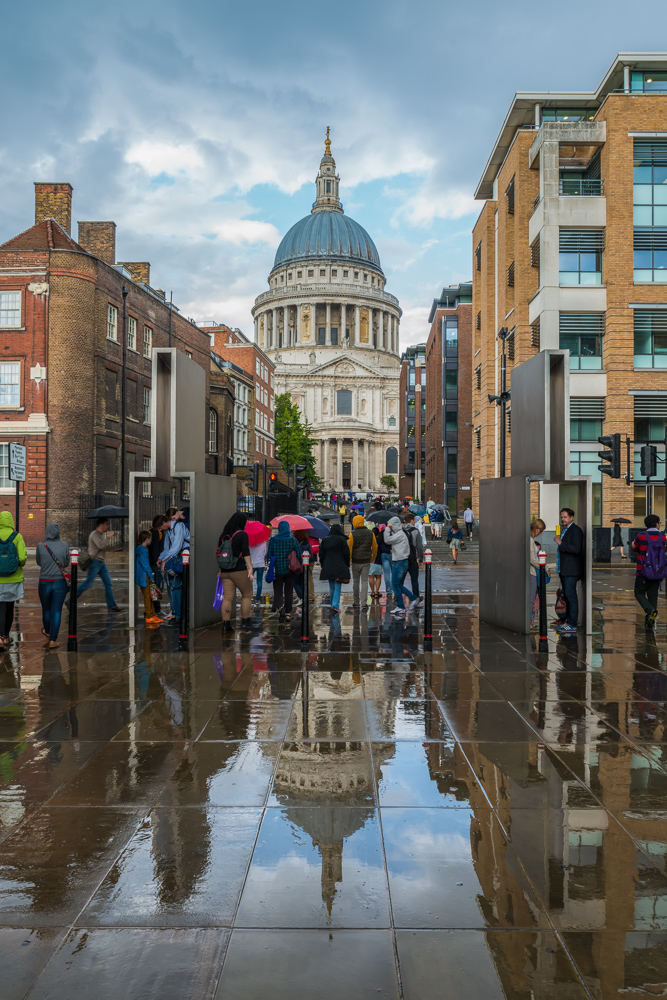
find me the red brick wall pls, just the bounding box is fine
[398,358,410,497]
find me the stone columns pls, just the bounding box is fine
[355,305,360,346]
[353,439,359,489]
[336,439,342,488]
[254,315,258,344]
[296,303,301,344]
[283,305,289,347]
[324,437,330,486]
[326,302,331,345]
[313,303,318,344]
[341,303,346,345]
[272,307,277,349]
[364,439,370,488]
[369,307,374,346]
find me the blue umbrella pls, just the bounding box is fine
[409,503,426,514]
[302,515,330,538]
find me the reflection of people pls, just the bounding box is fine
[554,507,584,635]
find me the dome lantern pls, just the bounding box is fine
[312,126,343,215]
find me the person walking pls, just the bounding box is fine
[463,505,475,538]
[0,511,27,647]
[158,508,190,621]
[319,522,350,616]
[135,530,163,627]
[250,536,268,603]
[36,523,71,648]
[338,502,347,527]
[348,514,377,612]
[431,507,443,540]
[217,512,255,633]
[611,521,627,560]
[632,513,667,629]
[76,517,120,611]
[376,522,393,599]
[403,511,424,599]
[268,519,302,622]
[293,529,314,610]
[529,518,547,631]
[447,520,463,564]
[369,526,384,601]
[554,507,585,635]
[383,515,419,617]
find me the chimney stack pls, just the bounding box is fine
[118,262,151,285]
[77,222,116,265]
[34,182,73,234]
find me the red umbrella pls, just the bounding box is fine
[269,514,312,531]
[245,520,272,544]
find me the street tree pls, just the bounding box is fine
[275,393,323,490]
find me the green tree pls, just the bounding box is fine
[380,474,397,492]
[274,393,323,490]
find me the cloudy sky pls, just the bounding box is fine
[0,1,662,346]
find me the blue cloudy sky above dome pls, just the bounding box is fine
[0,0,661,346]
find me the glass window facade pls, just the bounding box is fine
[634,310,667,368]
[0,363,20,407]
[631,71,667,93]
[0,292,21,327]
[634,139,667,282]
[559,314,604,369]
[570,418,602,442]
[337,389,352,415]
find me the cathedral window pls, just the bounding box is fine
[364,274,368,282]
[320,268,326,276]
[343,270,348,277]
[331,327,338,346]
[326,181,331,193]
[318,327,326,345]
[297,271,302,278]
[288,272,292,280]
[354,271,359,279]
[332,269,337,276]
[337,389,352,415]
[388,416,396,427]
[308,270,314,277]
[386,447,398,474]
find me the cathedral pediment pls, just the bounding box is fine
[308,355,395,379]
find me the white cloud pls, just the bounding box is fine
[125,140,204,176]
[393,186,478,228]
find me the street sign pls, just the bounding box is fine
[9,443,26,482]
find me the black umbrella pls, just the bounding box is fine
[610,517,632,524]
[366,510,401,524]
[86,505,129,519]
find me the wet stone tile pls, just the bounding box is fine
[366,699,453,742]
[396,929,589,1000]
[0,740,105,809]
[81,807,262,927]
[439,701,538,742]
[33,700,148,742]
[235,807,390,928]
[0,697,73,742]
[27,927,229,1000]
[217,929,400,1000]
[158,741,280,807]
[428,673,506,702]
[382,807,549,929]
[0,927,67,1000]
[199,701,293,741]
[362,672,430,700]
[51,741,186,806]
[374,741,478,807]
[0,807,144,925]
[111,699,216,741]
[269,741,376,807]
[562,930,667,999]
[285,700,368,741]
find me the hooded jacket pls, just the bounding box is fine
[383,516,410,561]
[267,519,302,576]
[319,523,350,582]
[36,523,70,581]
[0,511,27,583]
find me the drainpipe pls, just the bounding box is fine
[624,66,630,93]
[121,285,128,502]
[534,103,541,128]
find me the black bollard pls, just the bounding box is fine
[538,550,548,653]
[424,547,432,652]
[301,552,310,650]
[67,548,79,652]
[179,550,190,650]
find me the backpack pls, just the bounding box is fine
[643,532,667,581]
[402,526,418,565]
[0,531,19,576]
[216,531,240,571]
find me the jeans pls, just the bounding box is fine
[39,579,69,641]
[254,567,264,599]
[391,559,416,608]
[559,574,580,628]
[381,554,392,595]
[329,580,342,610]
[352,563,369,608]
[0,601,14,637]
[408,561,420,598]
[165,572,182,618]
[635,574,660,614]
[465,521,473,537]
[77,560,116,609]
[273,573,295,613]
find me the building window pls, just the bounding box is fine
[445,317,458,351]
[343,270,348,277]
[331,327,338,347]
[570,418,602,441]
[337,389,352,415]
[209,408,218,453]
[542,107,596,122]
[475,365,481,391]
[364,273,368,282]
[634,309,667,368]
[107,304,118,341]
[559,313,604,369]
[0,363,21,407]
[185,351,192,359]
[506,176,515,215]
[142,456,151,497]
[320,268,326,277]
[0,444,10,489]
[475,427,481,449]
[318,327,326,346]
[308,269,314,277]
[332,269,337,276]
[288,272,292,280]
[631,71,667,93]
[388,415,396,427]
[445,369,457,395]
[507,261,515,287]
[143,386,151,423]
[297,271,302,278]
[0,292,21,328]
[445,411,457,434]
[559,230,604,284]
[474,242,481,271]
[634,139,667,281]
[386,447,398,474]
[127,316,136,351]
[354,271,359,279]
[143,325,152,358]
[475,311,481,331]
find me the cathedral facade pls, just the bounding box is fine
[252,132,401,491]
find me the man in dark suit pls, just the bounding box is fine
[554,507,584,635]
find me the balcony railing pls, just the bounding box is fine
[559,178,604,196]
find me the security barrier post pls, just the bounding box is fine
[179,550,190,649]
[67,549,79,652]
[538,550,548,653]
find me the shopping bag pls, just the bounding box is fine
[213,575,225,610]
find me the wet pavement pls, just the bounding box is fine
[0,554,666,997]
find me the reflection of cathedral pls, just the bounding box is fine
[252,130,401,491]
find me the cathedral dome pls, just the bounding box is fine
[272,211,383,275]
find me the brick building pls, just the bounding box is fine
[207,357,235,476]
[0,182,214,543]
[425,282,473,513]
[205,324,275,463]
[398,345,425,499]
[472,53,667,529]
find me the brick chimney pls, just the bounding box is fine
[118,262,150,285]
[77,222,116,265]
[34,182,73,234]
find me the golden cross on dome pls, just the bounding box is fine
[325,126,331,155]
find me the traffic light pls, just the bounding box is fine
[268,472,278,492]
[294,464,307,492]
[244,462,259,492]
[641,444,657,479]
[597,433,621,478]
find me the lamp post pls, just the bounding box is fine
[488,327,511,478]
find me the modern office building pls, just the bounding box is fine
[398,345,425,499]
[472,53,667,527]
